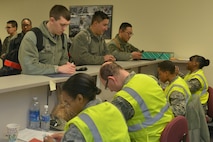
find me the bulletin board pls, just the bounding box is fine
[69,5,113,39]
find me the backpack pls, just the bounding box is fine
[0,27,65,77]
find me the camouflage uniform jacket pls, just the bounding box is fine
[107,34,140,61]
[70,28,109,65]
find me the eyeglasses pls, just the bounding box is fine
[5,26,13,29]
[125,31,134,36]
[105,75,113,89]
[22,24,31,27]
[105,78,109,89]
[63,101,70,108]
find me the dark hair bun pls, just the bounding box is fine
[205,59,210,66]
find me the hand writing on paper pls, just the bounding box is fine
[58,62,76,74]
[43,133,64,142]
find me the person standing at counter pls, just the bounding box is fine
[99,61,174,142]
[0,18,33,76]
[44,73,130,142]
[107,22,142,61]
[19,5,76,75]
[8,18,32,53]
[1,20,18,59]
[70,11,116,65]
[183,55,210,113]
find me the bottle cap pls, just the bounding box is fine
[33,96,38,100]
[44,105,48,109]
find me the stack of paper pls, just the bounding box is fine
[18,128,53,142]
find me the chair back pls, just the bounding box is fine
[160,115,189,142]
[207,86,213,118]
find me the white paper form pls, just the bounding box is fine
[17,128,53,142]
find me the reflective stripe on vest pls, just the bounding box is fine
[196,74,207,96]
[123,87,169,131]
[79,113,102,142]
[166,84,190,103]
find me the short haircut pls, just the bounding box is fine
[21,18,32,25]
[119,22,132,31]
[158,60,175,74]
[7,20,18,28]
[189,55,210,69]
[99,61,123,80]
[49,5,70,21]
[91,11,109,24]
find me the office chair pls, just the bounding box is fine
[160,115,189,142]
[207,86,213,118]
[207,86,213,136]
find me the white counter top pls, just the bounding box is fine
[0,60,162,94]
[0,74,51,94]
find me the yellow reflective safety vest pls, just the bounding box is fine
[184,69,209,104]
[65,102,130,142]
[165,76,192,104]
[114,74,174,142]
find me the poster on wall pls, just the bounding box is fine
[69,5,113,39]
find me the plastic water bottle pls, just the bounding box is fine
[29,97,40,129]
[41,105,50,131]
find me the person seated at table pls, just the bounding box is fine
[99,61,174,142]
[70,11,115,65]
[158,60,192,117]
[107,22,142,61]
[183,55,210,114]
[44,73,130,142]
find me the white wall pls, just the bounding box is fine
[0,0,212,86]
